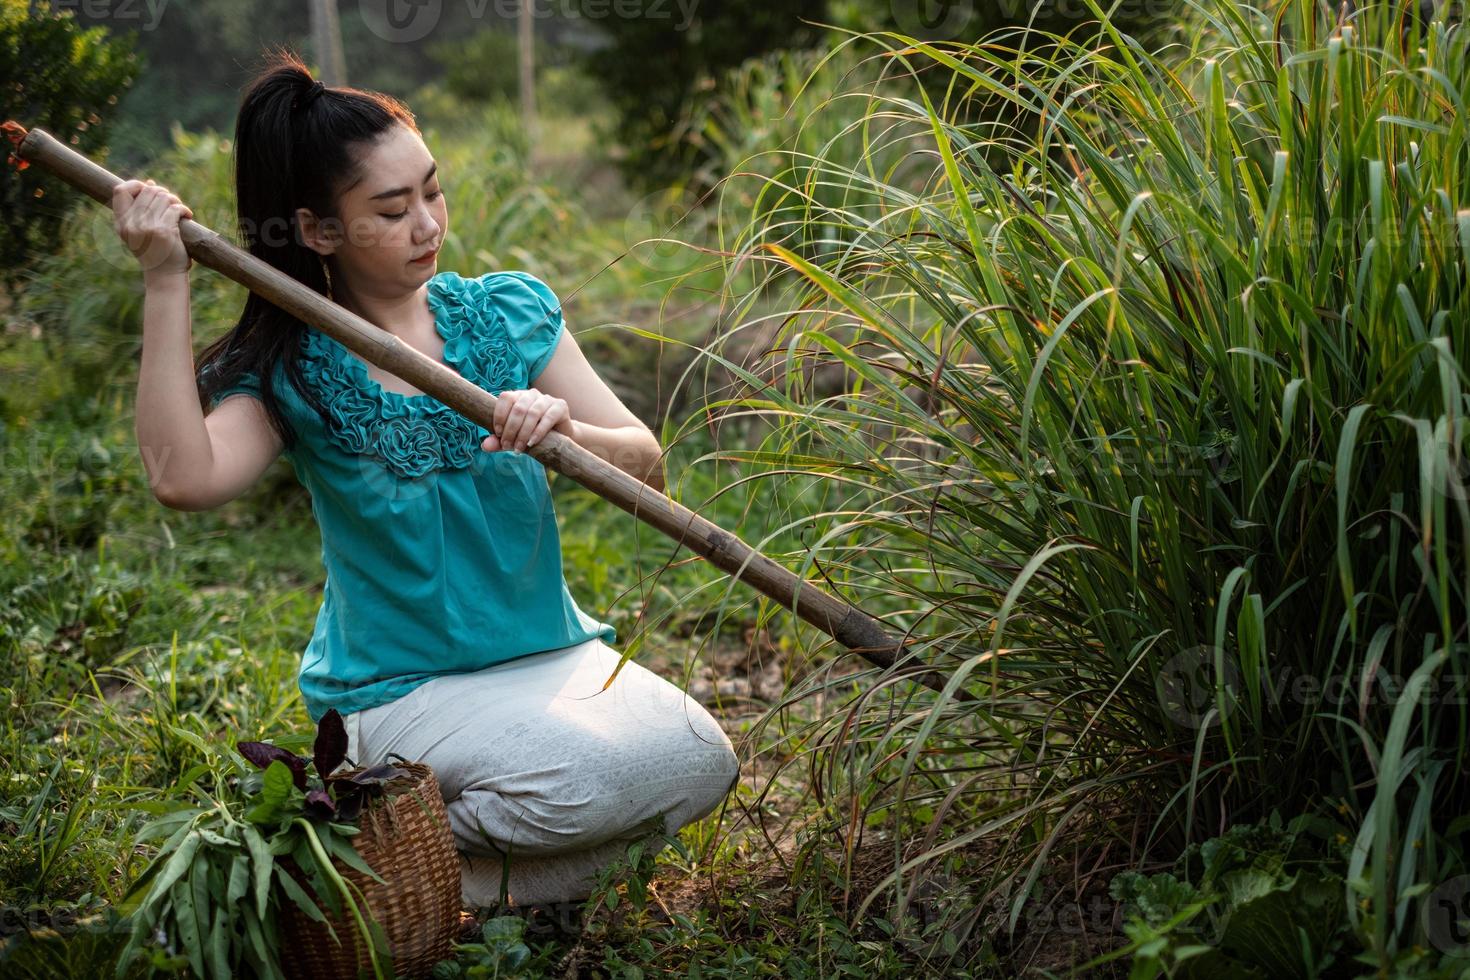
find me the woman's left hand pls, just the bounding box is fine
[482,387,575,453]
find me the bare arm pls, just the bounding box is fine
[134,272,284,511]
[484,328,666,493]
[538,329,664,493]
[118,179,282,511]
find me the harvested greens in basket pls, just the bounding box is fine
[113,709,413,980]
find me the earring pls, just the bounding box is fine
[320,257,333,300]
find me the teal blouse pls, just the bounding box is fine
[204,270,617,722]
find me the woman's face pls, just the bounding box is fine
[299,123,448,297]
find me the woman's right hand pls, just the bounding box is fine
[111,178,194,279]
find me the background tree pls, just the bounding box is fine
[571,0,1180,192]
[0,0,139,287]
[309,0,348,86]
[66,0,606,168]
[570,0,832,189]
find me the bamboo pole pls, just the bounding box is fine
[5,123,969,703]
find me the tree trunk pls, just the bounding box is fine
[310,0,348,87]
[518,0,536,163]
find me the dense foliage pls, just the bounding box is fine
[7,0,1469,975]
[702,0,1470,972]
[0,0,138,286]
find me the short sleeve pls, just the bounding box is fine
[484,271,565,382]
[203,366,263,410]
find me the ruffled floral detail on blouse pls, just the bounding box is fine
[298,273,530,479]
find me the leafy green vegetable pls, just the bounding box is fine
[1103,819,1348,979]
[115,708,411,979]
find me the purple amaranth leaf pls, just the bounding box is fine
[313,709,349,779]
[303,787,337,820]
[343,763,407,789]
[237,741,309,790]
[334,791,363,824]
[327,763,410,824]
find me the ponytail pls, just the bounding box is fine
[195,47,418,453]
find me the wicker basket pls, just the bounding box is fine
[276,761,461,980]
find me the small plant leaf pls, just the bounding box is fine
[237,741,309,790]
[207,905,229,980]
[172,876,205,979]
[320,826,386,884]
[244,759,294,825]
[335,790,364,824]
[273,865,328,923]
[241,823,272,921]
[303,787,337,820]
[225,853,249,906]
[138,829,202,917]
[343,762,407,788]
[313,709,349,779]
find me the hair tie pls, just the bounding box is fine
[294,79,327,113]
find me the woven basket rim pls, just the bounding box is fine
[334,762,439,839]
[327,759,435,798]
[277,761,459,980]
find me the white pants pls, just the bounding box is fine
[342,636,740,908]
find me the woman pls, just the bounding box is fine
[112,50,740,915]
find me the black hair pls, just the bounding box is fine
[195,47,419,452]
